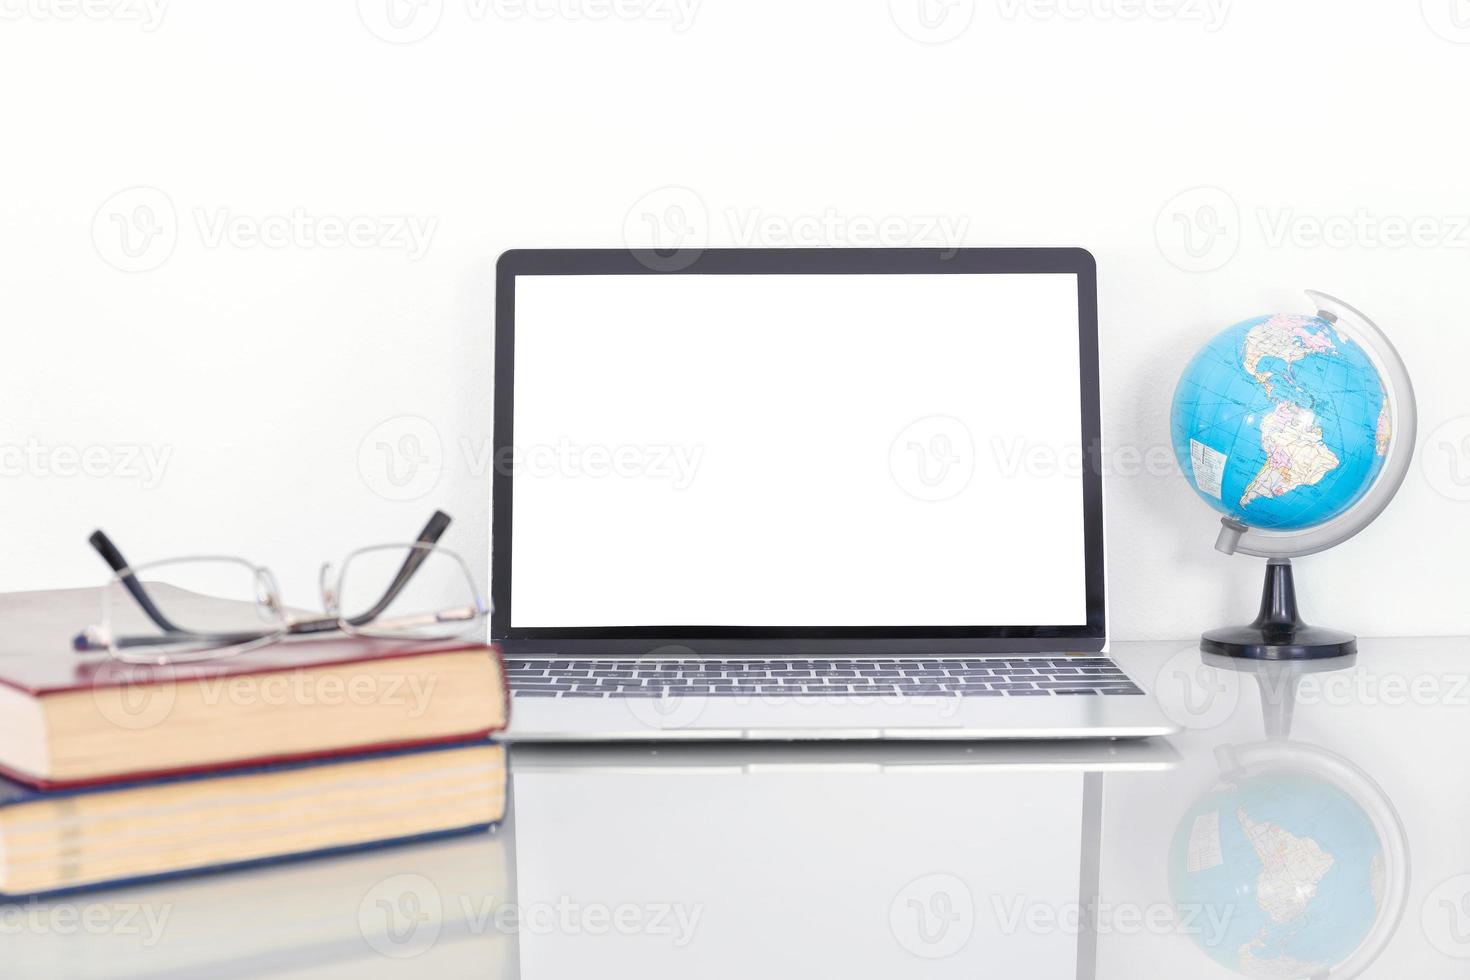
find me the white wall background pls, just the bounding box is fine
[3,0,1468,640]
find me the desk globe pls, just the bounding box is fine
[1170,292,1416,660]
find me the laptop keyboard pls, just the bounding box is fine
[506,657,1143,698]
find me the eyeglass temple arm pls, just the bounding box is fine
[341,510,454,627]
[80,629,275,651]
[87,511,455,642]
[87,530,188,635]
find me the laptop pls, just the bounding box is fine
[508,740,1180,979]
[493,247,1177,740]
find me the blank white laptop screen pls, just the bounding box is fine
[510,272,1087,628]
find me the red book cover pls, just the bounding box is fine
[0,588,509,790]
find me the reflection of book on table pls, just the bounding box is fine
[3,808,512,978]
[0,587,508,789]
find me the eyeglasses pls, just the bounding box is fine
[74,511,488,665]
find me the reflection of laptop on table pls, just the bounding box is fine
[508,740,1179,979]
[494,248,1176,740]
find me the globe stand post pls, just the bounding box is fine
[1200,557,1357,661]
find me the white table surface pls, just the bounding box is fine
[7,637,1470,979]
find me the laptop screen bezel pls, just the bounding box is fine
[492,247,1106,654]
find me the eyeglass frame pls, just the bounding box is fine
[74,510,489,664]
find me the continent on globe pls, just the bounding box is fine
[1240,402,1340,508]
[1375,398,1391,456]
[1242,315,1337,396]
[1237,808,1336,924]
[1238,938,1323,978]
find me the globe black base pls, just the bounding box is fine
[1201,624,1357,661]
[1200,558,1358,662]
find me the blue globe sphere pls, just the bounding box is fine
[1169,771,1385,977]
[1171,314,1391,531]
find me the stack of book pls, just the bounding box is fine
[0,588,509,898]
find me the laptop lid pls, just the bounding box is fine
[493,248,1105,655]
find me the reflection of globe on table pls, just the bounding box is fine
[1171,313,1389,531]
[1168,743,1410,978]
